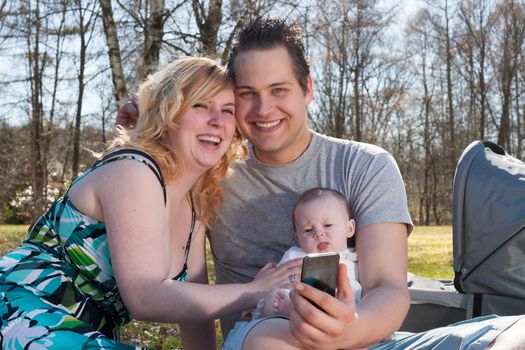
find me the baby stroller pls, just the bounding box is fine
[401,140,525,332]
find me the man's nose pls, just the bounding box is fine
[255,95,275,116]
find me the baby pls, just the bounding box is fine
[254,187,362,318]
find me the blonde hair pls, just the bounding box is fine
[109,57,246,227]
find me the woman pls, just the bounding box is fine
[0,57,300,349]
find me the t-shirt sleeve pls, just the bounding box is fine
[348,151,413,234]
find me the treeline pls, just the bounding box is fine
[0,0,524,225]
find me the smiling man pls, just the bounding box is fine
[209,18,411,349]
[210,18,525,350]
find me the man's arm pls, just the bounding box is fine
[289,222,409,349]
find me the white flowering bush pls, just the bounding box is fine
[3,184,63,224]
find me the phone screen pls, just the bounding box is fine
[300,252,340,296]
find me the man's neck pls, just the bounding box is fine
[252,130,313,165]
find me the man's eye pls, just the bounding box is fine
[273,87,286,94]
[238,91,254,98]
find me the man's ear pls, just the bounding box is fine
[305,75,314,103]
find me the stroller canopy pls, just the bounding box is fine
[453,141,525,300]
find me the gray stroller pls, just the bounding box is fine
[401,140,525,332]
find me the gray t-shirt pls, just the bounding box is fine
[208,130,413,333]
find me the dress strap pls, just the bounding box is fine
[183,192,196,262]
[172,192,196,282]
[93,149,167,205]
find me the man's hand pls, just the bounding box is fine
[116,97,139,128]
[289,264,357,350]
[288,223,409,350]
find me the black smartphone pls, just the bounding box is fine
[300,252,340,296]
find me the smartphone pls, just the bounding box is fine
[300,252,340,296]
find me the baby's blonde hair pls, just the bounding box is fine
[110,57,246,227]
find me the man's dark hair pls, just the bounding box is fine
[227,17,311,93]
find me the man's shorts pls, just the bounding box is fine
[223,314,525,350]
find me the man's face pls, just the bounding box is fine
[232,46,313,165]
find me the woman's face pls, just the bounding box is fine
[165,88,236,173]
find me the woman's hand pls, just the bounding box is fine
[250,259,303,298]
[289,263,357,350]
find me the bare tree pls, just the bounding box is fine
[192,0,222,57]
[408,9,440,225]
[140,0,165,78]
[24,0,47,216]
[458,0,494,141]
[310,0,397,142]
[493,0,525,152]
[99,0,129,107]
[72,0,99,178]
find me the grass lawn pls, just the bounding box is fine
[1,224,454,349]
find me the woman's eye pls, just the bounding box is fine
[222,108,235,115]
[193,103,207,109]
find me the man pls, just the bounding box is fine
[209,18,525,350]
[211,18,410,349]
[118,17,525,350]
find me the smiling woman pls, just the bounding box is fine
[0,57,301,350]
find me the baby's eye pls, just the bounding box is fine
[304,228,313,233]
[324,224,333,228]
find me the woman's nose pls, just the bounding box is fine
[208,109,224,127]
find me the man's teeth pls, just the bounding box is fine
[256,120,280,128]
[198,135,220,144]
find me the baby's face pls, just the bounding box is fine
[294,195,355,254]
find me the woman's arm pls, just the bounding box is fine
[93,160,301,323]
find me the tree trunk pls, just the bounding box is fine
[141,0,165,78]
[192,0,222,57]
[444,0,456,173]
[27,0,46,217]
[99,0,129,107]
[72,0,90,178]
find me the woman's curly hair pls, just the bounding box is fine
[109,57,246,227]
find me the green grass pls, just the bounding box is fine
[0,225,29,256]
[408,225,454,280]
[1,224,453,348]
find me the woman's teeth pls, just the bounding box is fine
[198,135,220,144]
